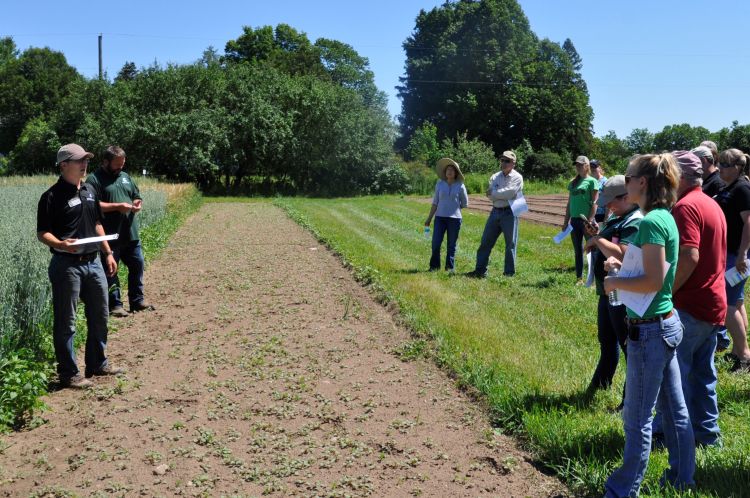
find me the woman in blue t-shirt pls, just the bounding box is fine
[424,158,469,272]
[602,154,694,497]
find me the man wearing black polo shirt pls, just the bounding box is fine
[37,143,123,389]
[86,146,154,317]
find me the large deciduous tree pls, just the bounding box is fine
[398,0,593,155]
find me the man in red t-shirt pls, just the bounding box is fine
[668,150,727,447]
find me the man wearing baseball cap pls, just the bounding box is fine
[36,144,124,389]
[468,150,524,277]
[653,151,726,447]
[691,145,724,198]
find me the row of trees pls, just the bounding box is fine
[590,122,750,176]
[0,26,395,195]
[398,0,593,158]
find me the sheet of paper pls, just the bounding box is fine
[553,224,573,244]
[584,251,595,288]
[617,245,670,317]
[70,234,119,245]
[509,195,529,217]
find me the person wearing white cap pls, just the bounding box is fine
[562,155,600,284]
[691,145,724,198]
[467,150,523,278]
[424,158,468,272]
[36,144,124,389]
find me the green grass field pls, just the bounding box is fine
[276,195,750,498]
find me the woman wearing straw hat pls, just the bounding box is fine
[424,158,469,272]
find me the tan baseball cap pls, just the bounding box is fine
[575,155,590,165]
[501,150,516,162]
[56,143,94,165]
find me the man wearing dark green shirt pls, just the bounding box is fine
[86,146,155,316]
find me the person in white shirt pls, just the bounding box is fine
[467,150,524,277]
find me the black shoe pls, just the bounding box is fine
[130,302,155,312]
[110,306,129,318]
[85,365,126,378]
[465,270,486,279]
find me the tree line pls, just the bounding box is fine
[3,0,750,193]
[0,26,395,195]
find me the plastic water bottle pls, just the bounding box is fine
[424,225,430,240]
[608,267,622,306]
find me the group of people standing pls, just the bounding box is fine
[424,150,524,278]
[424,142,750,496]
[36,144,153,389]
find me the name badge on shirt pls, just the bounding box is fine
[67,197,82,208]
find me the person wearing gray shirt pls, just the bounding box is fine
[467,150,524,278]
[424,158,469,272]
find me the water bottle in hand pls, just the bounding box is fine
[424,225,431,240]
[608,267,622,306]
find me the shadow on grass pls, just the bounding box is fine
[692,457,750,497]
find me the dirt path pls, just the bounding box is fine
[0,202,565,497]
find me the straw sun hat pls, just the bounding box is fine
[436,157,465,182]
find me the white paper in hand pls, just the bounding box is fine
[509,195,529,217]
[553,224,573,244]
[617,245,670,317]
[70,234,119,245]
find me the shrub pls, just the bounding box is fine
[440,132,497,174]
[521,150,569,181]
[370,163,412,194]
[405,122,441,167]
[8,118,61,175]
[0,351,49,429]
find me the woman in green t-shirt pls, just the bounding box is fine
[562,155,599,283]
[602,154,694,497]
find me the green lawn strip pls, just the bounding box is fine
[275,195,749,498]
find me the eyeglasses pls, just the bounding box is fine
[719,162,734,169]
[501,158,513,164]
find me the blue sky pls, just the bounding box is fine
[3,0,749,138]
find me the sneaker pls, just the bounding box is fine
[130,302,155,312]
[85,365,126,378]
[60,375,93,389]
[110,306,129,318]
[729,357,750,373]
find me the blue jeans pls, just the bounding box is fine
[48,254,110,379]
[430,216,462,270]
[474,207,518,276]
[570,218,591,279]
[106,239,145,309]
[591,295,628,389]
[605,314,695,497]
[668,309,721,446]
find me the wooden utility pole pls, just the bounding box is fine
[98,34,103,80]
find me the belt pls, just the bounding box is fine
[55,251,99,262]
[493,206,512,211]
[627,310,674,325]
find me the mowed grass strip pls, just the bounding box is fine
[276,195,750,498]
